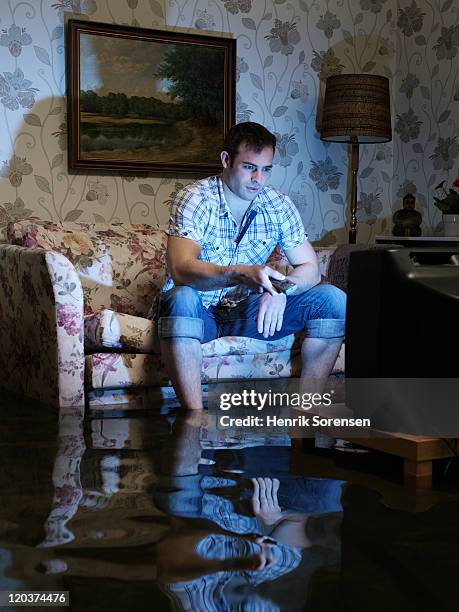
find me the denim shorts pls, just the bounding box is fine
[157,284,346,343]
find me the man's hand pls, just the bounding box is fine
[251,477,283,525]
[236,265,285,295]
[257,291,286,338]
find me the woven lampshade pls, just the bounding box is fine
[321,74,391,143]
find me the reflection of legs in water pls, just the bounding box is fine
[212,447,344,515]
[160,409,207,476]
[156,416,304,587]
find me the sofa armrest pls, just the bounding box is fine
[268,245,336,278]
[313,247,336,279]
[0,245,85,407]
[326,244,389,292]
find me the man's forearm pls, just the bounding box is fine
[171,260,256,291]
[286,263,321,294]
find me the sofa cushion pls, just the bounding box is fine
[314,247,335,277]
[326,243,387,292]
[7,220,167,317]
[85,349,302,390]
[84,308,303,355]
[85,343,345,390]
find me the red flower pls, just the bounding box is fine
[453,179,459,189]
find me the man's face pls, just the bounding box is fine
[221,143,274,201]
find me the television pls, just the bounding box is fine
[345,246,459,377]
[344,247,459,435]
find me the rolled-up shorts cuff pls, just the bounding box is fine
[158,316,204,341]
[304,319,345,339]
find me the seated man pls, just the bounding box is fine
[155,122,346,409]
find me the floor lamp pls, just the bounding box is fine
[320,74,392,244]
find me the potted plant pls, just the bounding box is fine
[434,179,459,236]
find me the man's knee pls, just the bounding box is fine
[317,284,347,320]
[159,286,202,317]
[295,283,346,317]
[158,286,204,341]
[298,284,346,339]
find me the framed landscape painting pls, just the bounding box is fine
[66,20,236,175]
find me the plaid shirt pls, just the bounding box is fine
[160,175,308,309]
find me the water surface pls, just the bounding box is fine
[1,397,458,611]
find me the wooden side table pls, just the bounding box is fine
[292,433,457,491]
[349,432,457,489]
[291,403,458,491]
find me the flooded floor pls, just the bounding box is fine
[1,394,459,611]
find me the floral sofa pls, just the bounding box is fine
[0,220,344,408]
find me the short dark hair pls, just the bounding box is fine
[222,122,276,165]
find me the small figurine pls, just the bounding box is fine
[392,192,422,237]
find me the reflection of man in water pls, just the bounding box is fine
[155,411,343,610]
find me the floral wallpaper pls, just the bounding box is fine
[394,0,459,233]
[0,0,456,244]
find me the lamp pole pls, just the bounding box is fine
[349,137,359,245]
